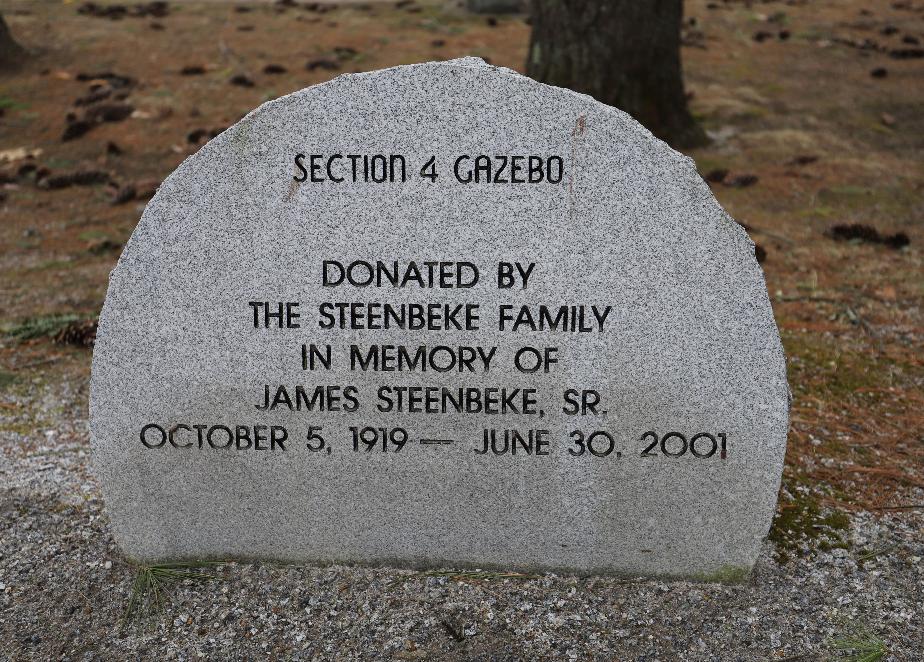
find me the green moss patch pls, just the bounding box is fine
[782,332,890,402]
[770,484,850,563]
[0,371,18,390]
[691,565,751,584]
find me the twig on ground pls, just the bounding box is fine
[121,561,225,627]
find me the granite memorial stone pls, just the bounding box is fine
[91,58,789,579]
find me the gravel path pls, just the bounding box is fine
[1,374,922,660]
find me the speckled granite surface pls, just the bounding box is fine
[90,58,788,578]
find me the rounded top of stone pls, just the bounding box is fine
[142,57,746,259]
[439,56,494,67]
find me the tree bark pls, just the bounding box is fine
[527,0,706,149]
[0,12,26,71]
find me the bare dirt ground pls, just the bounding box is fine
[1,0,923,659]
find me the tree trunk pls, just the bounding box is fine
[0,12,26,71]
[527,0,706,149]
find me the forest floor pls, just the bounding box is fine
[1,0,922,659]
